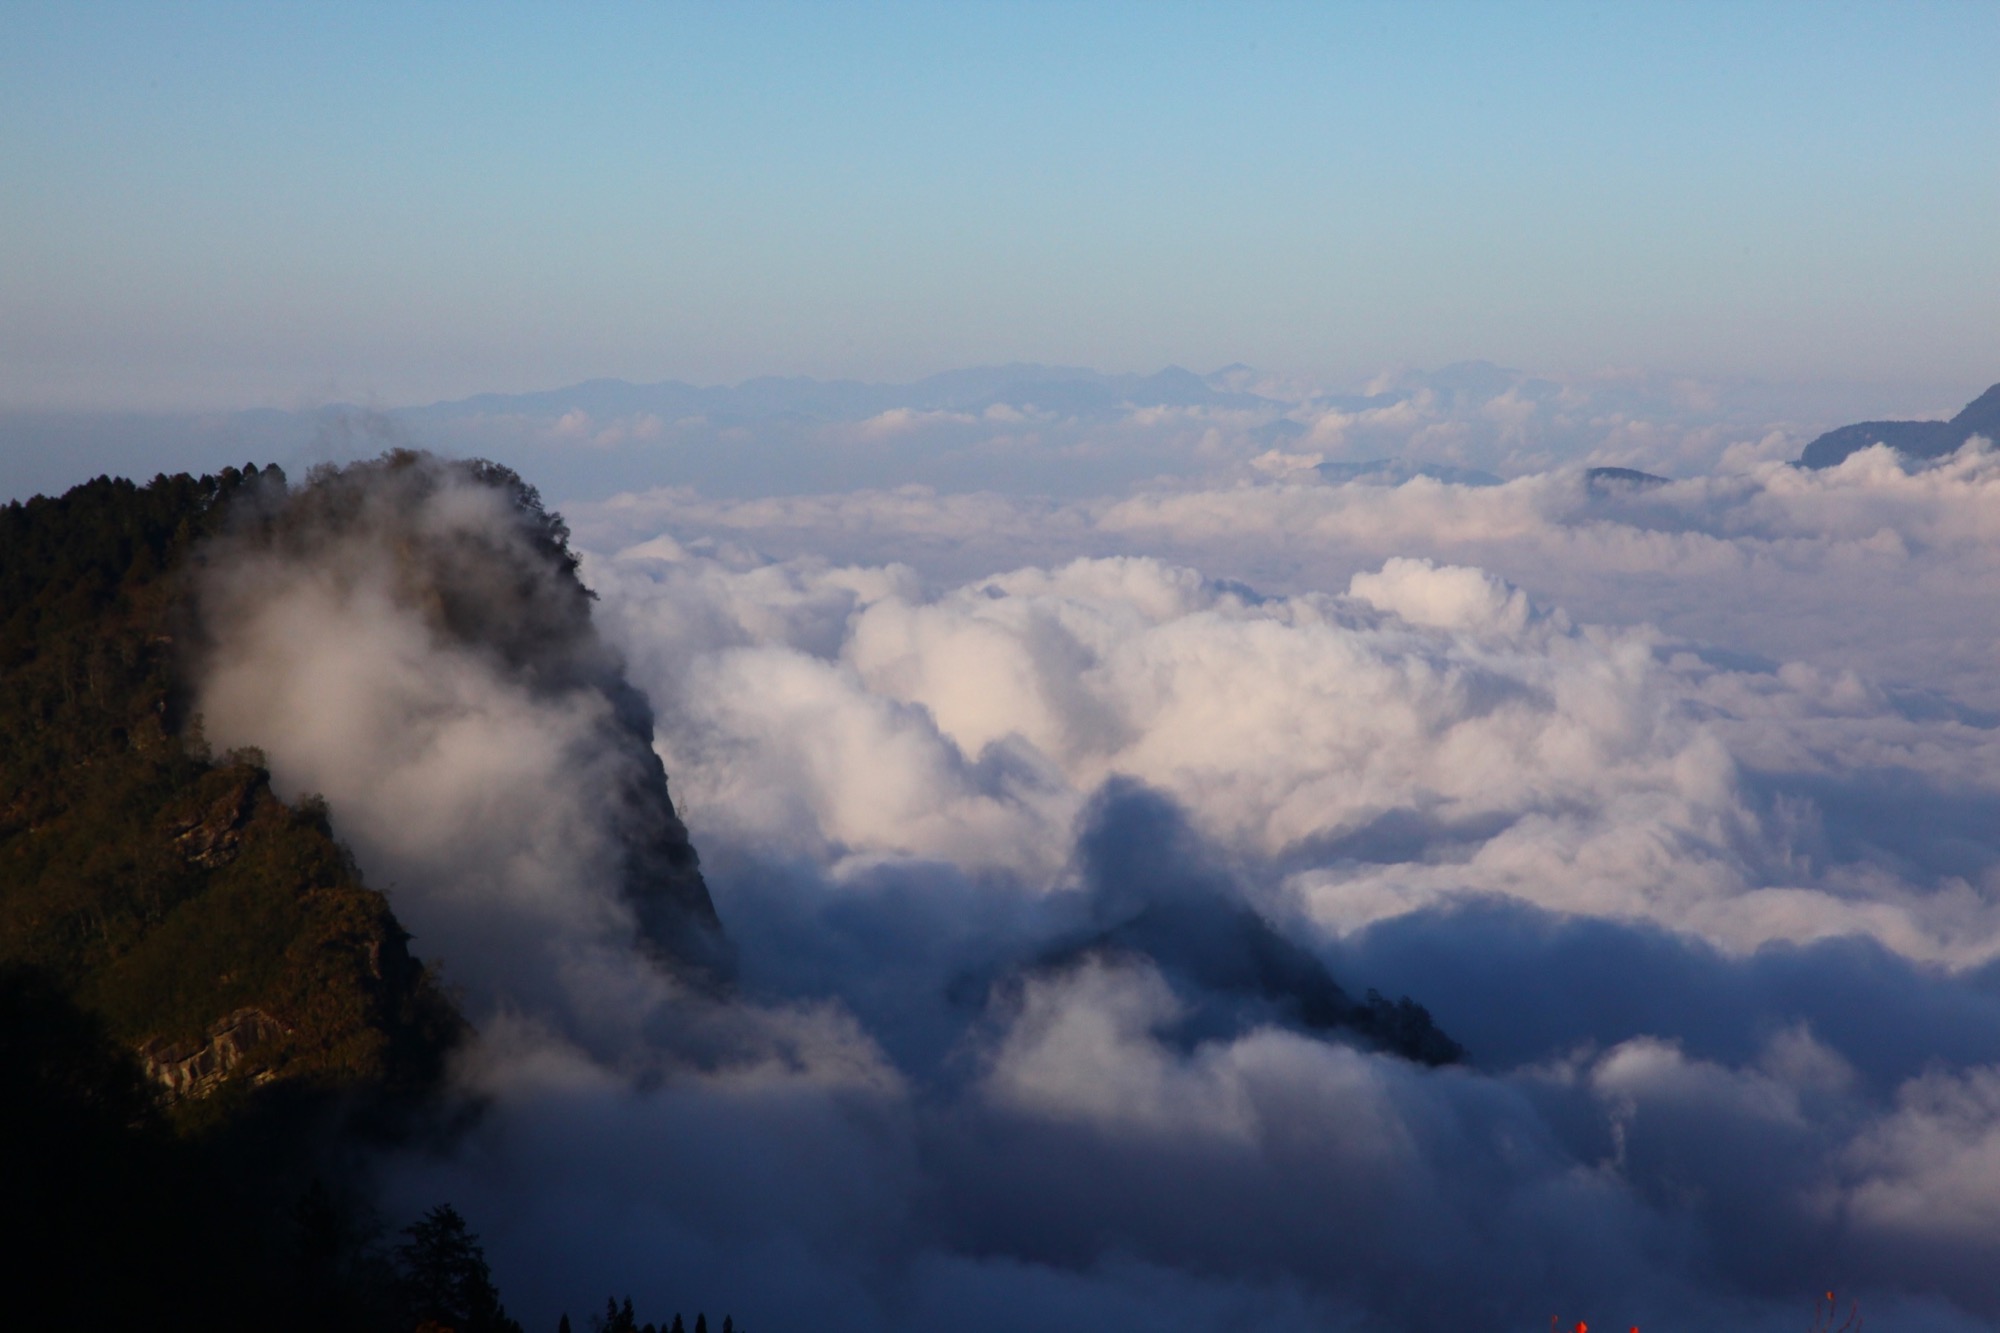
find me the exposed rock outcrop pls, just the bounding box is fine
[165,770,260,868]
[137,1007,290,1101]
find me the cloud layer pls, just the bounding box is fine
[197,440,2000,1331]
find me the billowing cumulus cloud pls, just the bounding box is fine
[197,438,2000,1331]
[584,483,2000,963]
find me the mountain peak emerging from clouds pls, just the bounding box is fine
[1800,381,2000,468]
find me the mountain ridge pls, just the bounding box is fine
[394,361,1286,424]
[1800,381,2000,468]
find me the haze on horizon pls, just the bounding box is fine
[3,0,1997,417]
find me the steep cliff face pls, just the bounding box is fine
[3,457,728,1328]
[4,453,731,1111]
[194,450,727,979]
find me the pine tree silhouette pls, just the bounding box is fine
[395,1203,523,1333]
[594,1296,641,1333]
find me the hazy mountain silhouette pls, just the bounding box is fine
[1800,382,2000,469]
[1583,465,1670,496]
[404,363,1281,425]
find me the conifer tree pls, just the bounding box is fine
[593,1296,643,1333]
[395,1203,523,1333]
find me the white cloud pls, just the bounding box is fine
[1347,556,1534,635]
[190,437,2000,1331]
[586,529,2000,966]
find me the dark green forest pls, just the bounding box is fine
[0,466,723,1332]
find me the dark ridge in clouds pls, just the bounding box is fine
[1584,465,1671,496]
[1043,781,1465,1067]
[1801,382,2000,470]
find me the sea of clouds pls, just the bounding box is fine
[182,374,2000,1331]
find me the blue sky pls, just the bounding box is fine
[3,1,1996,409]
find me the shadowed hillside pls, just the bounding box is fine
[1,466,465,1119]
[1,465,482,1327]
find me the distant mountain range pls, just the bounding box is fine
[1800,382,2000,469]
[5,360,1974,507]
[391,362,1287,423]
[283,358,1587,431]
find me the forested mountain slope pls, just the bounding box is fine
[1,466,463,1115]
[0,466,468,1328]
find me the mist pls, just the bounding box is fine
[187,440,2000,1331]
[193,453,724,1052]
